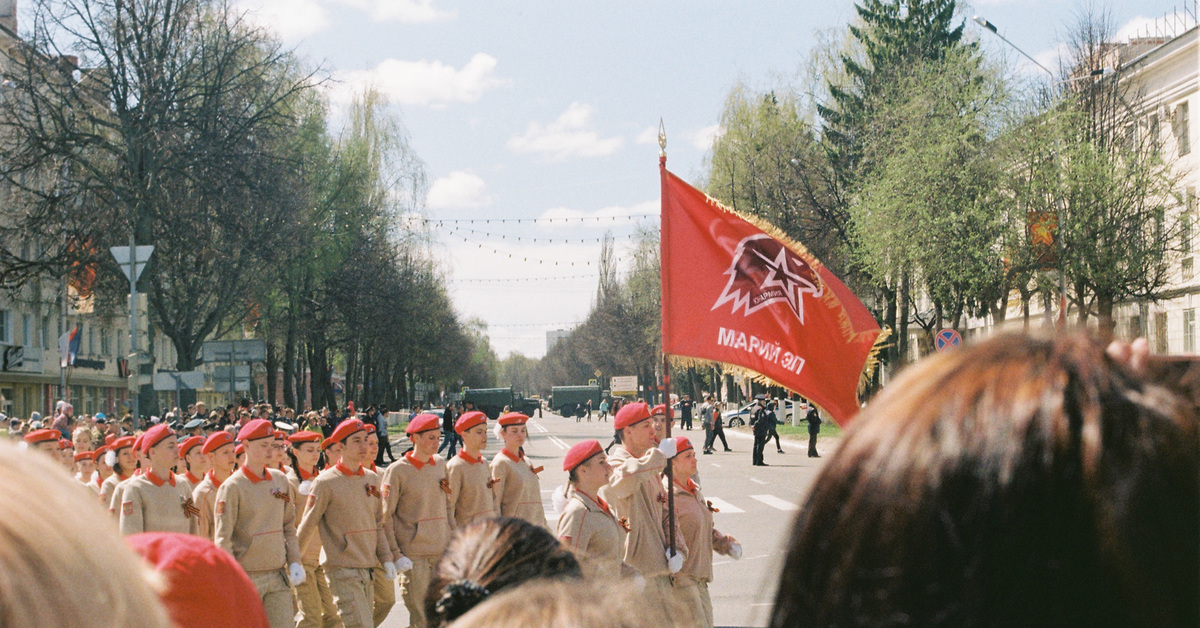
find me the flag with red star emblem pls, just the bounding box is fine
[660,160,883,425]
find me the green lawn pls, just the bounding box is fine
[730,422,842,441]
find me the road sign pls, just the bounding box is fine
[213,365,251,380]
[935,329,962,352]
[153,370,206,391]
[202,339,267,363]
[215,379,251,393]
[110,245,154,282]
[610,375,637,395]
[588,378,597,386]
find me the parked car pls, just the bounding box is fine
[723,399,794,428]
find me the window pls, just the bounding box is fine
[21,314,31,345]
[1186,309,1196,353]
[1178,102,1191,156]
[1156,312,1169,353]
[87,325,94,355]
[1183,210,1193,253]
[0,310,11,344]
[40,316,49,348]
[1184,258,1194,281]
[1129,315,1143,339]
[1149,114,1161,155]
[100,327,111,355]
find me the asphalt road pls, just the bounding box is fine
[379,411,834,628]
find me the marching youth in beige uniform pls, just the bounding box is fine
[215,419,305,628]
[445,411,497,528]
[599,402,685,595]
[193,431,237,540]
[119,424,199,536]
[556,439,626,580]
[490,412,548,528]
[287,430,341,628]
[297,419,399,628]
[364,424,396,626]
[177,435,208,494]
[99,436,136,513]
[663,437,741,628]
[381,413,452,628]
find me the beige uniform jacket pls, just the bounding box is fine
[99,473,128,512]
[664,478,735,583]
[297,463,393,571]
[192,470,226,540]
[287,466,322,567]
[119,471,199,536]
[179,471,204,496]
[214,466,302,573]
[380,452,454,560]
[490,449,547,528]
[556,488,625,580]
[599,446,681,577]
[446,451,497,528]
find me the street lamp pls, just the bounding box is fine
[975,15,1071,329]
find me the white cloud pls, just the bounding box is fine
[331,0,455,23]
[689,124,722,151]
[332,53,509,109]
[238,0,328,39]
[427,171,491,210]
[507,103,624,161]
[635,125,659,145]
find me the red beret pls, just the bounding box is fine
[59,438,74,450]
[73,451,94,462]
[273,430,287,440]
[178,436,205,457]
[237,419,273,442]
[23,428,59,445]
[105,433,116,447]
[454,411,487,434]
[111,436,136,452]
[126,532,271,628]
[674,437,694,455]
[614,402,651,430]
[132,433,145,453]
[288,431,322,444]
[92,445,110,462]
[650,404,673,418]
[328,418,367,445]
[201,431,234,455]
[363,423,376,434]
[497,412,529,427]
[142,424,176,453]
[406,413,441,435]
[234,443,245,456]
[563,439,603,472]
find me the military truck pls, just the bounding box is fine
[462,387,540,420]
[551,385,602,418]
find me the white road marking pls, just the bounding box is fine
[529,420,549,433]
[709,463,722,468]
[750,494,798,511]
[704,496,744,513]
[749,477,769,485]
[548,436,569,450]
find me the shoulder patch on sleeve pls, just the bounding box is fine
[306,493,316,508]
[381,484,391,499]
[216,500,226,515]
[122,501,133,516]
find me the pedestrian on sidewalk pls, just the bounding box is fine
[749,396,771,467]
[801,402,822,458]
[767,399,784,454]
[679,394,694,431]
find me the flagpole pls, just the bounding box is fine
[658,120,677,560]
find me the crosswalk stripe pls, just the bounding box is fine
[704,496,744,513]
[750,494,798,511]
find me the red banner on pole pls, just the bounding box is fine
[660,160,882,426]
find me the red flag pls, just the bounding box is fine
[660,161,882,426]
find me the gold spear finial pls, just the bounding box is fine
[658,118,666,158]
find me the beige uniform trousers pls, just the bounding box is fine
[399,556,436,628]
[295,565,341,628]
[372,564,396,626]
[247,569,295,628]
[672,575,714,628]
[328,567,375,628]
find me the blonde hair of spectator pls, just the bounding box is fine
[449,577,679,627]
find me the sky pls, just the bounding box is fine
[170,0,1200,358]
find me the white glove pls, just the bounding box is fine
[631,574,646,591]
[657,438,677,459]
[666,550,683,574]
[298,479,313,496]
[383,561,398,581]
[729,542,743,560]
[288,562,306,586]
[395,556,414,572]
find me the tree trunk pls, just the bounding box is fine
[265,340,277,407]
[283,321,296,410]
[1096,293,1116,341]
[897,270,911,366]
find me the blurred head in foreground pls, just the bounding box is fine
[449,577,676,627]
[0,441,170,627]
[771,333,1198,628]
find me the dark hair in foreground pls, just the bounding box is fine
[424,517,582,626]
[771,333,1199,628]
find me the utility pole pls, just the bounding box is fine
[111,242,153,429]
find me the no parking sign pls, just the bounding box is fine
[935,329,961,352]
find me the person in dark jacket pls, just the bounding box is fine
[801,402,822,458]
[750,395,772,466]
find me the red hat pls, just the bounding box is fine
[237,419,273,442]
[178,436,205,457]
[614,402,651,430]
[650,404,673,418]
[141,424,176,453]
[23,428,59,445]
[274,430,287,439]
[235,443,245,456]
[363,423,376,434]
[132,433,145,453]
[105,433,116,447]
[497,412,529,427]
[73,451,94,462]
[674,437,694,455]
[454,411,487,434]
[59,438,74,450]
[327,418,366,445]
[563,439,603,472]
[126,532,271,628]
[406,413,441,435]
[201,431,234,455]
[288,431,322,444]
[92,445,110,462]
[111,436,136,452]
